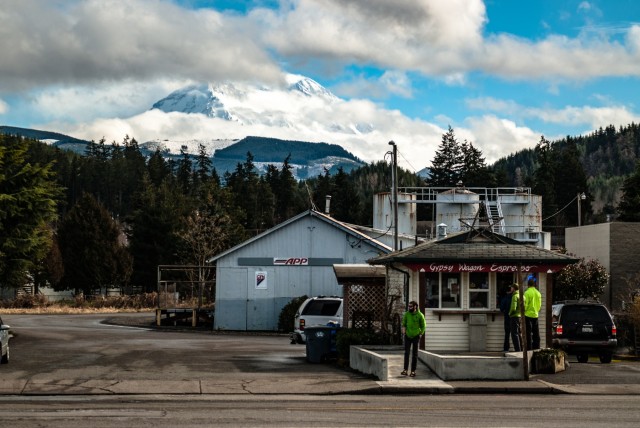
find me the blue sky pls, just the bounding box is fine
[1,0,640,171]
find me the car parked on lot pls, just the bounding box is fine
[551,301,617,363]
[291,296,343,344]
[1,315,10,364]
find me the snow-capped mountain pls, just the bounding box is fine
[150,74,338,126]
[142,74,366,178]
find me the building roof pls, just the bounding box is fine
[368,227,579,267]
[208,209,391,263]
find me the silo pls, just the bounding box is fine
[373,192,416,236]
[435,188,479,233]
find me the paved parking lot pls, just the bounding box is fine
[1,312,639,396]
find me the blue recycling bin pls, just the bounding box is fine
[305,325,340,363]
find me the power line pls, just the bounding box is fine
[542,194,580,222]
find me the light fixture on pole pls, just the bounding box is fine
[577,192,586,226]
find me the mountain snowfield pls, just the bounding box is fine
[146,74,374,156]
[141,138,239,156]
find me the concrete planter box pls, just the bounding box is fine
[531,349,566,374]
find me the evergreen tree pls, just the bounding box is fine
[126,177,191,292]
[617,161,640,221]
[554,139,589,226]
[533,136,558,226]
[57,193,132,294]
[195,143,213,191]
[311,168,334,212]
[0,135,61,288]
[176,146,193,195]
[428,126,463,186]
[460,140,494,187]
[331,167,362,223]
[147,149,172,187]
[226,152,265,233]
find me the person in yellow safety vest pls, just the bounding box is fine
[401,300,426,377]
[524,278,542,349]
[508,284,522,352]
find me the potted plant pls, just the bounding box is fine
[531,348,567,374]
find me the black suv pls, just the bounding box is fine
[551,301,617,363]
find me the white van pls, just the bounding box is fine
[291,296,343,344]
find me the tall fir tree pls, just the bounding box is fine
[428,126,463,186]
[57,193,132,294]
[617,161,640,221]
[533,136,558,227]
[0,135,61,288]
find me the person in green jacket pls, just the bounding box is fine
[524,278,542,349]
[401,300,426,377]
[508,284,522,352]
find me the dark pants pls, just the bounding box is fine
[503,314,511,351]
[404,334,420,372]
[526,317,540,349]
[510,317,522,352]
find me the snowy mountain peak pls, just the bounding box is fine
[151,74,337,121]
[285,74,336,99]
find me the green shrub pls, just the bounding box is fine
[277,295,308,332]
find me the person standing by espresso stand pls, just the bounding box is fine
[508,284,522,352]
[401,300,426,377]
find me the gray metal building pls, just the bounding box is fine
[210,210,390,331]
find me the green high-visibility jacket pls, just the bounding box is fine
[508,291,521,318]
[524,287,542,318]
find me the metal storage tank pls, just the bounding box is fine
[373,192,416,236]
[435,189,479,233]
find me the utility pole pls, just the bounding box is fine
[389,141,399,251]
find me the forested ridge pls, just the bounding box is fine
[2,122,640,294]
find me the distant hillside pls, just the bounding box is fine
[0,126,364,179]
[0,126,91,150]
[491,122,640,215]
[215,136,360,164]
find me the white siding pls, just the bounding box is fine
[420,272,549,351]
[424,312,469,351]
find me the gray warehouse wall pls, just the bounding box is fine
[214,213,386,331]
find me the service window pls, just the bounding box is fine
[422,272,461,309]
[468,272,489,308]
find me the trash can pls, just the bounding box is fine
[305,325,340,363]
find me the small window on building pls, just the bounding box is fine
[424,272,439,308]
[442,273,461,308]
[468,272,489,308]
[422,272,461,309]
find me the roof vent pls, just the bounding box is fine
[437,223,448,240]
[325,195,331,215]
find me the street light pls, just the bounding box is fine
[577,192,586,226]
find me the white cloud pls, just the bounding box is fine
[254,0,486,74]
[253,0,640,80]
[47,91,447,171]
[0,0,282,92]
[466,96,640,130]
[28,79,191,122]
[0,98,8,114]
[465,115,540,161]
